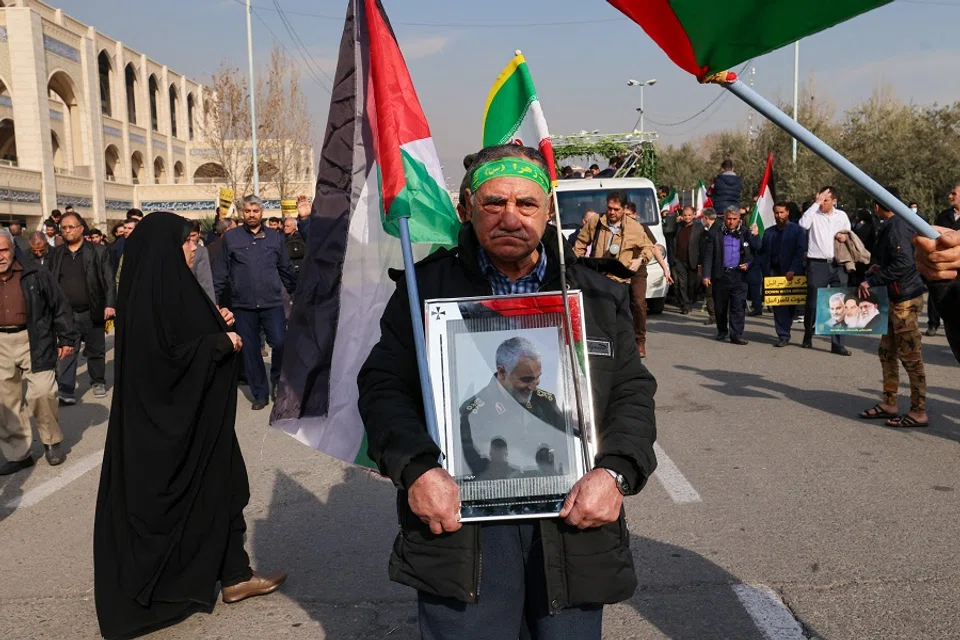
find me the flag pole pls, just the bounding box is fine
[550,190,596,466]
[708,73,938,240]
[397,216,441,447]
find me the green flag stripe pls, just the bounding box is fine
[482,64,538,147]
[380,149,460,245]
[671,0,892,74]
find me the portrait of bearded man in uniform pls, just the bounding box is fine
[458,336,569,481]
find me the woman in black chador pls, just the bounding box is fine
[94,212,285,639]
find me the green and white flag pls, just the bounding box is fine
[750,153,775,238]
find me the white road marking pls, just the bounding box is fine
[732,583,806,640]
[652,442,701,503]
[3,450,104,510]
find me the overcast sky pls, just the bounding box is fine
[53,0,960,186]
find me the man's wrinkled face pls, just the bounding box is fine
[844,298,860,320]
[497,356,542,405]
[29,239,47,259]
[774,205,790,227]
[830,299,845,322]
[283,218,298,235]
[243,203,263,228]
[724,212,741,231]
[470,174,548,264]
[606,199,624,225]
[0,237,12,273]
[859,301,878,319]
[60,217,84,244]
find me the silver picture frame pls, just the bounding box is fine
[425,291,598,522]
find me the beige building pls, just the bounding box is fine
[0,0,314,231]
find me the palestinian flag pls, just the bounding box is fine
[482,51,557,182]
[695,179,711,218]
[750,154,776,238]
[270,0,459,467]
[608,0,893,79]
[660,188,680,214]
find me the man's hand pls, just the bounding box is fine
[914,227,960,281]
[866,264,881,275]
[835,232,848,243]
[750,223,759,236]
[629,257,643,271]
[218,306,235,327]
[702,277,711,287]
[816,189,828,208]
[408,467,461,535]
[296,195,312,220]
[57,345,74,360]
[858,280,871,299]
[739,263,748,271]
[785,271,795,282]
[560,468,623,529]
[664,271,674,285]
[104,307,116,320]
[226,332,243,352]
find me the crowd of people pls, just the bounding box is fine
[655,162,960,427]
[0,196,312,476]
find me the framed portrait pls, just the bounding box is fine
[814,287,889,335]
[425,292,597,522]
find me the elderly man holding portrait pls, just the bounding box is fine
[358,144,657,640]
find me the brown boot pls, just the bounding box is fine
[222,571,287,604]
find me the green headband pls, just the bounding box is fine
[470,158,551,195]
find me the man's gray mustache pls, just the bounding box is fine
[490,230,529,240]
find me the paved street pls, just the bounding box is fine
[1,305,958,639]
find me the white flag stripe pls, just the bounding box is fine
[401,136,447,190]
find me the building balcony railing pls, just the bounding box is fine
[53,166,92,178]
[0,158,17,168]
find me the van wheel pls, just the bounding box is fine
[647,298,665,315]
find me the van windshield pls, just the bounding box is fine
[556,188,659,228]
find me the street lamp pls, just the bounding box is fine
[627,79,657,132]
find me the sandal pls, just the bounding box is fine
[886,415,930,428]
[859,404,898,420]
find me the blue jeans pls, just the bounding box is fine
[418,522,602,640]
[233,306,285,402]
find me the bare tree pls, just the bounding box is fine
[258,47,313,200]
[198,63,254,199]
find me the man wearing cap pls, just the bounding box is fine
[358,144,657,639]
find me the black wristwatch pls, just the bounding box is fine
[603,468,630,495]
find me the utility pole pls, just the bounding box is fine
[246,0,260,196]
[746,66,757,140]
[792,41,799,164]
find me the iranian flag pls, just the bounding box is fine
[750,154,776,238]
[608,0,893,80]
[482,51,557,181]
[270,0,459,467]
[695,179,711,218]
[660,188,680,214]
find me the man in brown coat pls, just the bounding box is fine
[574,190,655,356]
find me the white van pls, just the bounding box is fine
[555,178,669,313]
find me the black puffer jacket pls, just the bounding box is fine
[358,223,658,612]
[711,171,744,214]
[19,259,79,373]
[866,216,924,303]
[49,240,116,324]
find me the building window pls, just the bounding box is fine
[98,51,112,117]
[187,93,195,140]
[149,75,159,132]
[169,85,178,138]
[125,64,138,124]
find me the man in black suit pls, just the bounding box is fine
[702,207,761,345]
[925,182,960,336]
[673,206,703,314]
[698,208,718,325]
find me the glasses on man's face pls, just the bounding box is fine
[61,225,82,231]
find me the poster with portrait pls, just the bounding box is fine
[814,287,889,335]
[425,292,596,522]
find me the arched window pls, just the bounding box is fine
[124,64,138,124]
[153,156,166,184]
[131,151,144,184]
[169,85,179,138]
[187,93,195,140]
[98,51,112,117]
[104,145,121,180]
[174,161,185,183]
[148,74,159,132]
